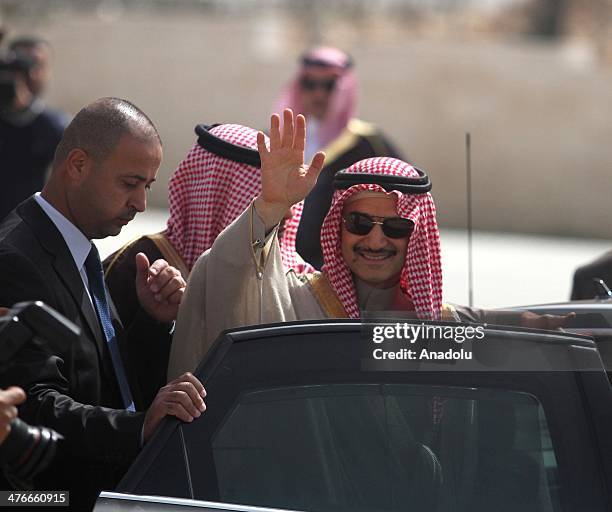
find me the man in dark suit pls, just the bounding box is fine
[0,98,206,511]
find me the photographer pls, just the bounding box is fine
[0,37,69,221]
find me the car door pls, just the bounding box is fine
[117,320,612,512]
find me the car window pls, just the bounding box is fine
[210,383,560,512]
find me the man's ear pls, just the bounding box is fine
[64,148,91,183]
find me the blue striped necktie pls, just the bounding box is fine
[85,244,135,412]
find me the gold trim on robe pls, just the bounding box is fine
[322,118,384,167]
[305,270,459,322]
[305,272,349,318]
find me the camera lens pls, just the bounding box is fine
[0,418,62,484]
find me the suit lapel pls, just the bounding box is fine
[51,247,103,340]
[18,199,116,382]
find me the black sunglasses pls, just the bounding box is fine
[343,212,414,239]
[299,76,337,92]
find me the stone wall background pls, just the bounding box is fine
[1,0,611,238]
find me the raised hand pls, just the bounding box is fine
[255,109,325,230]
[520,311,575,330]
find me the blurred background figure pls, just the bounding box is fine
[274,46,403,269]
[0,36,69,221]
[571,250,612,300]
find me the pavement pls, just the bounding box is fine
[95,209,612,309]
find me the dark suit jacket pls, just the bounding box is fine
[0,197,145,511]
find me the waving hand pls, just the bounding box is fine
[255,109,325,230]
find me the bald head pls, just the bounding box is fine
[53,97,161,169]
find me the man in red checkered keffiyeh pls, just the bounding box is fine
[169,109,571,379]
[320,157,442,320]
[168,111,438,377]
[251,109,441,321]
[166,123,313,273]
[274,46,356,161]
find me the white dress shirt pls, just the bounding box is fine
[34,192,94,301]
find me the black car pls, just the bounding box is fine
[98,318,612,512]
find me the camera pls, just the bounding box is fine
[0,52,34,111]
[0,302,81,489]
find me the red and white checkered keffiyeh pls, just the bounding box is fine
[320,157,443,320]
[165,124,311,273]
[280,200,316,275]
